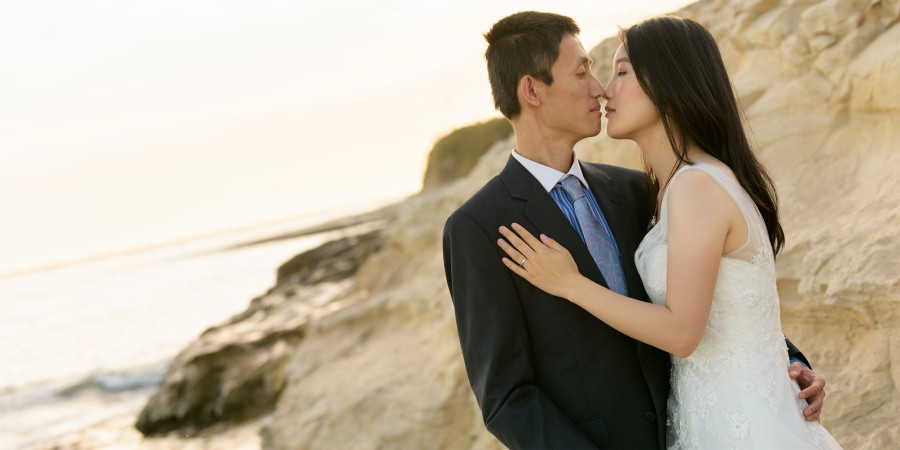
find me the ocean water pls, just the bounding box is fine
[0,200,396,449]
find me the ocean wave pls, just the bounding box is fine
[56,370,164,397]
[0,363,167,414]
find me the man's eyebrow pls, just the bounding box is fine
[578,56,593,66]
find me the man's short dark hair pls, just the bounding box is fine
[484,11,580,119]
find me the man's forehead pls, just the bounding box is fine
[560,35,592,65]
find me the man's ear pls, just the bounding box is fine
[518,75,542,109]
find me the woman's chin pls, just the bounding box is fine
[604,129,626,140]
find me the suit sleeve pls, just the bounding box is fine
[785,336,811,369]
[443,212,596,449]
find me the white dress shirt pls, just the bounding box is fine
[511,149,590,192]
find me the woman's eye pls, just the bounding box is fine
[617,71,627,76]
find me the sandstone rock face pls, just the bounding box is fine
[146,0,899,447]
[259,139,514,450]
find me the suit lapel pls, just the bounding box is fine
[580,162,646,302]
[580,162,655,359]
[500,156,609,288]
[503,156,654,357]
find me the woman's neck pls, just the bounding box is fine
[634,127,705,194]
[635,128,679,190]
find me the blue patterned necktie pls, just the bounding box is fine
[558,175,628,296]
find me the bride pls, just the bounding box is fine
[497,16,842,449]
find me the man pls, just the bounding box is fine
[442,11,826,449]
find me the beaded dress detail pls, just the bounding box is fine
[634,162,842,449]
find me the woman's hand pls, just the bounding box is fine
[498,223,583,299]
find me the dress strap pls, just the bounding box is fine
[667,161,770,262]
[657,163,699,225]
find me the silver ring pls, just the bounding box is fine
[520,257,527,265]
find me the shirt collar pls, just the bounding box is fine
[511,149,589,193]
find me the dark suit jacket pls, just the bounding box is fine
[443,156,809,449]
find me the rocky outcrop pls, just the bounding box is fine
[140,0,900,448]
[135,220,389,436]
[258,163,514,450]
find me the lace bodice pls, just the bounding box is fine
[634,162,841,449]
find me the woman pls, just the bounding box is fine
[497,16,842,448]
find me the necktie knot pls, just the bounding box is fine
[560,175,586,202]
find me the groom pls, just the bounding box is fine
[442,11,826,449]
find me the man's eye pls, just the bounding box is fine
[578,72,586,78]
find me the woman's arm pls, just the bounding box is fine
[499,170,736,357]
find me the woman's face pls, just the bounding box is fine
[603,43,661,141]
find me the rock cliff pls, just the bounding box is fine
[138,0,899,448]
[421,117,513,191]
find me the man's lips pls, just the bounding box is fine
[590,105,603,113]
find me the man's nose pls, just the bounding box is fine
[591,74,606,98]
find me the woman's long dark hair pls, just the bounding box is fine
[621,16,785,256]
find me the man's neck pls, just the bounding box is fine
[512,121,577,172]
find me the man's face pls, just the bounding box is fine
[537,35,606,141]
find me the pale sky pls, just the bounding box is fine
[0,0,694,275]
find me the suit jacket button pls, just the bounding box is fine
[644,411,656,421]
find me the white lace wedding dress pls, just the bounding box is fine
[635,162,842,449]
